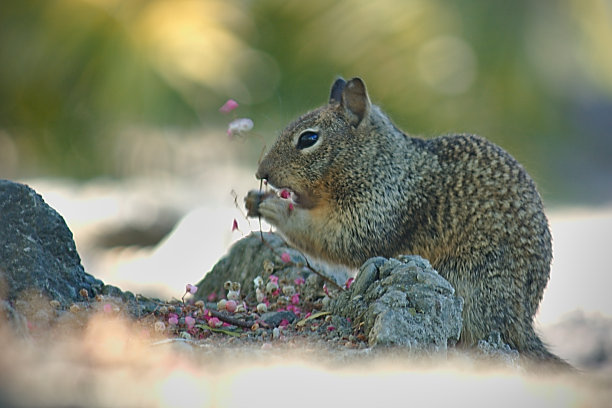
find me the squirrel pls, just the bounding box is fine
[245,77,569,368]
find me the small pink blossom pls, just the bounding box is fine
[304,312,312,319]
[185,316,196,329]
[345,277,355,290]
[294,277,305,286]
[323,284,329,296]
[287,305,301,316]
[291,293,300,305]
[225,300,237,313]
[280,252,291,263]
[327,325,336,331]
[279,319,290,328]
[168,314,179,325]
[231,218,239,232]
[288,203,294,211]
[219,99,239,113]
[208,317,222,328]
[279,189,290,199]
[103,303,112,313]
[269,275,278,284]
[186,284,198,294]
[207,291,217,302]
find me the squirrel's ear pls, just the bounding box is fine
[329,77,346,105]
[342,77,371,127]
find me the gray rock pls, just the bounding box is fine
[329,255,464,353]
[0,180,105,305]
[476,331,520,366]
[259,310,297,327]
[0,180,159,320]
[194,232,347,302]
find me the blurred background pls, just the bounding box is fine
[1,0,611,369]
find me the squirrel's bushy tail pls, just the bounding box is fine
[519,328,575,372]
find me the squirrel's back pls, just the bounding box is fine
[247,77,567,369]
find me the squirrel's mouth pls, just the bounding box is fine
[265,182,300,205]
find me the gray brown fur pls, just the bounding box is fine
[247,77,568,368]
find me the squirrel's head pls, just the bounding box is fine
[256,77,374,209]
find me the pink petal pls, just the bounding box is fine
[345,277,355,290]
[232,219,239,231]
[279,189,290,199]
[226,300,237,313]
[185,316,196,329]
[186,284,198,294]
[219,99,239,113]
[280,252,291,263]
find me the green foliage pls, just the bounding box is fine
[1,0,611,202]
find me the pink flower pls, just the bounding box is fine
[279,319,290,328]
[186,284,198,294]
[294,277,305,286]
[207,291,217,302]
[208,317,222,328]
[103,303,112,313]
[327,325,336,331]
[232,219,239,232]
[323,284,329,296]
[225,300,237,313]
[288,203,294,211]
[219,99,239,113]
[168,314,179,325]
[185,316,196,329]
[345,277,355,290]
[279,189,290,199]
[304,312,312,319]
[269,275,279,284]
[280,252,291,263]
[291,293,300,304]
[287,305,301,316]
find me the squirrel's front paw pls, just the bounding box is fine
[245,190,274,217]
[245,190,294,227]
[258,194,295,226]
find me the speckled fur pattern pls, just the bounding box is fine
[251,77,567,368]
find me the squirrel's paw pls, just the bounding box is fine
[256,194,293,226]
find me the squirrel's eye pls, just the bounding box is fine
[296,131,319,150]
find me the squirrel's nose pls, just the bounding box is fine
[255,168,267,181]
[255,158,269,181]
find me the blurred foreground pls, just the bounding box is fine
[1,314,610,408]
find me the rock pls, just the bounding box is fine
[329,255,464,353]
[0,180,159,322]
[0,180,105,306]
[194,232,349,302]
[259,310,297,327]
[476,331,520,367]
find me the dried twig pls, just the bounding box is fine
[207,309,253,328]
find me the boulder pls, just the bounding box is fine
[0,180,104,305]
[329,255,464,353]
[193,232,349,303]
